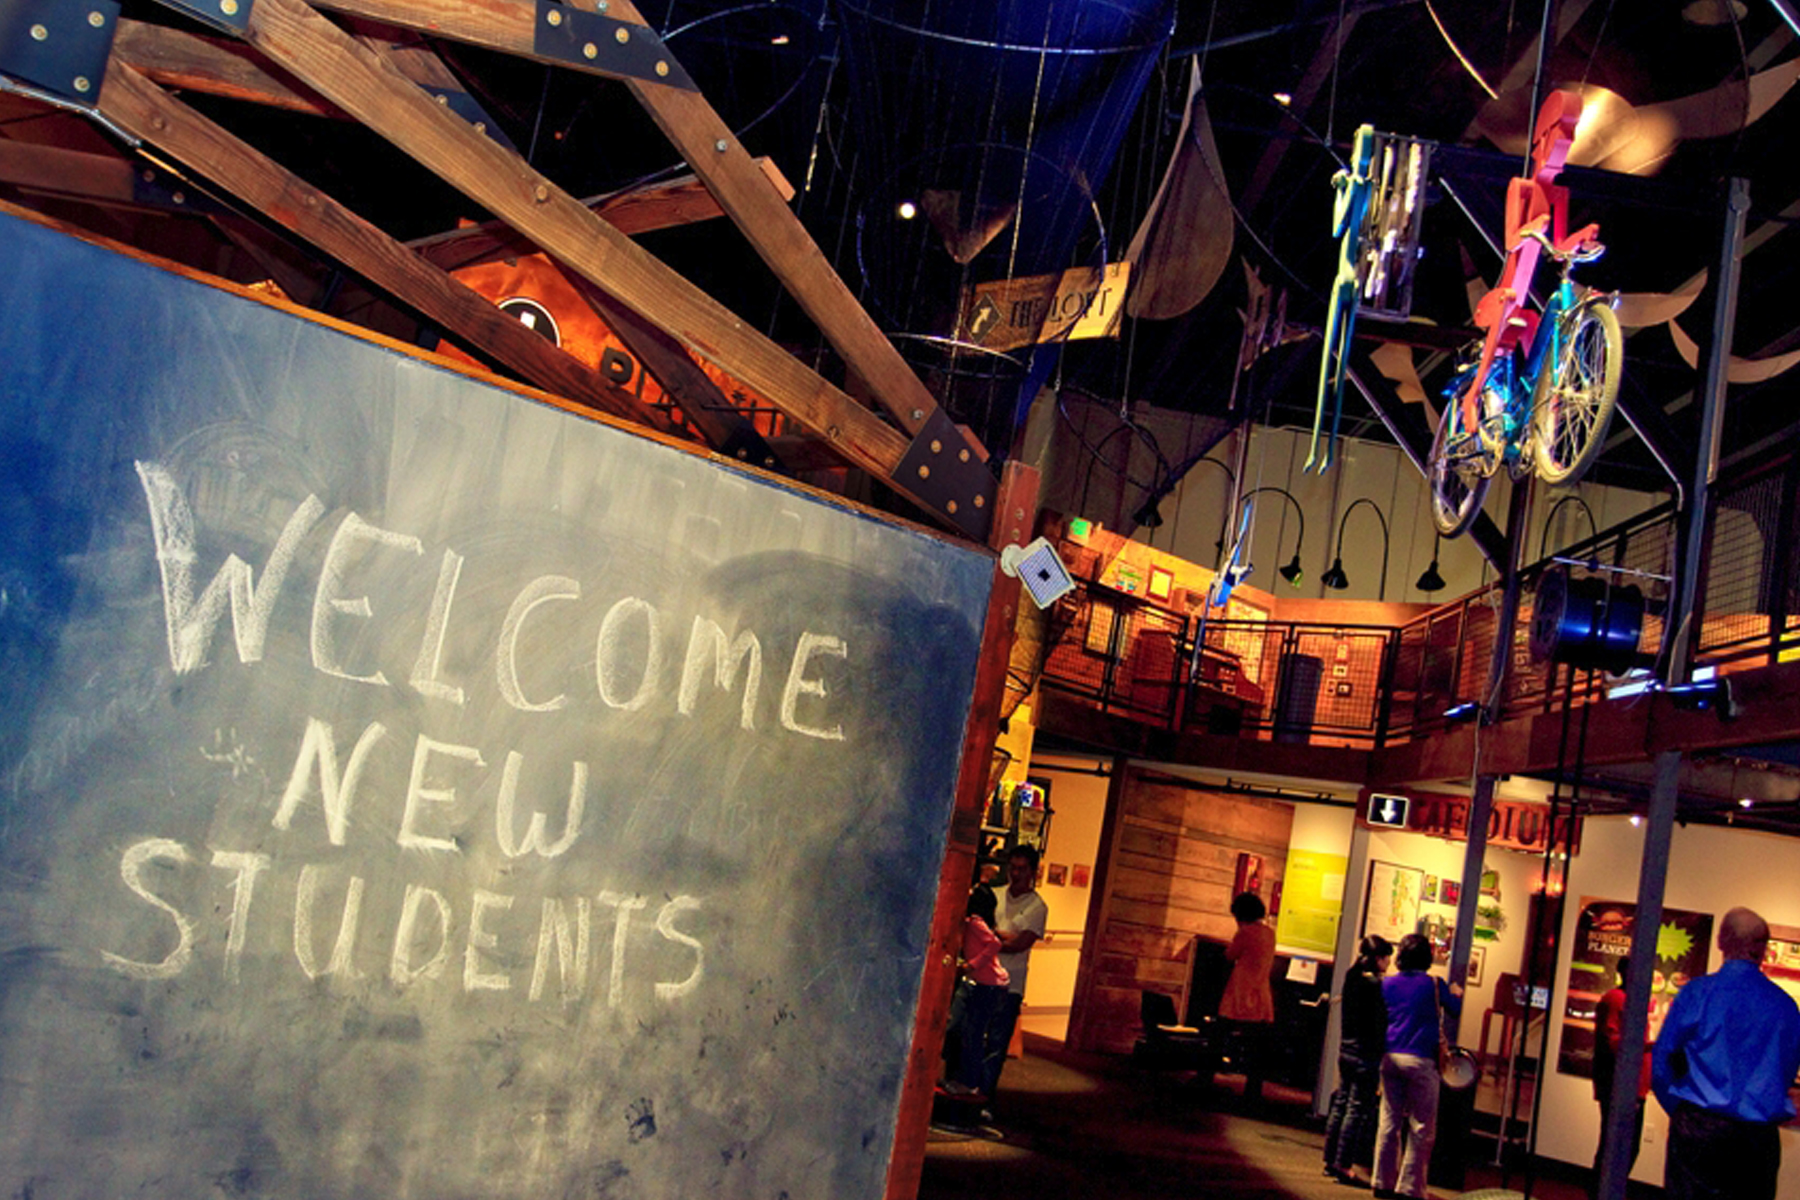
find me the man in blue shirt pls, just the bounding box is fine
[1652,907,1800,1200]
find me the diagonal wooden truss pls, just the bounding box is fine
[6,0,1000,540]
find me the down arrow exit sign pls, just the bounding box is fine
[1368,793,1410,829]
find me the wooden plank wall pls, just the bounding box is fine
[1067,768,1295,1055]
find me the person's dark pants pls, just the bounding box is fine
[1590,1090,1645,1193]
[982,990,1025,1098]
[1220,1018,1273,1104]
[957,982,1008,1091]
[1665,1102,1781,1200]
[1324,1052,1381,1173]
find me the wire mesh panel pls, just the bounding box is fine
[1700,470,1785,663]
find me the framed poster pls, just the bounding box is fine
[1363,860,1425,944]
[1557,898,1714,1079]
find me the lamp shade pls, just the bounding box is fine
[1321,557,1349,590]
[1278,553,1304,587]
[1415,558,1446,593]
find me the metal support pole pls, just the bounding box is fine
[1316,819,1374,1117]
[1597,177,1747,1200]
[1449,478,1533,1031]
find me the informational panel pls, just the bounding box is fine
[1362,860,1423,945]
[0,212,995,1199]
[1275,849,1347,958]
[1557,898,1713,1079]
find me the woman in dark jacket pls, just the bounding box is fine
[1372,933,1463,1200]
[1322,935,1392,1184]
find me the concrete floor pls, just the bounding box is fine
[918,1034,1609,1200]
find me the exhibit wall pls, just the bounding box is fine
[1538,817,1800,1190]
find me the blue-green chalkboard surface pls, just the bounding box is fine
[0,209,992,1199]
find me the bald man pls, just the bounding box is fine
[1653,907,1800,1200]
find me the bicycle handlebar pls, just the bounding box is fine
[1523,226,1605,264]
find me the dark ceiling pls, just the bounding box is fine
[8,0,1798,504]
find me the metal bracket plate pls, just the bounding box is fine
[895,408,996,543]
[532,3,696,91]
[426,88,520,154]
[0,0,119,106]
[151,0,251,36]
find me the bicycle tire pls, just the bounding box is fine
[1429,385,1491,538]
[1532,299,1623,486]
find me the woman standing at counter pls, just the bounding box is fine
[1323,934,1392,1185]
[1372,933,1462,1200]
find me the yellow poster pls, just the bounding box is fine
[1276,848,1350,957]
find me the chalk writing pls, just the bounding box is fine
[104,836,707,1008]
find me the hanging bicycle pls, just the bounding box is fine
[1427,90,1625,538]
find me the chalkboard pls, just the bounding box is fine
[0,210,995,1199]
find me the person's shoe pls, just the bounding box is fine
[940,1081,978,1096]
[1328,1168,1367,1189]
[1371,1188,1400,1199]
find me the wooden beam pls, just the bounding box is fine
[95,58,682,434]
[574,0,950,440]
[0,139,144,205]
[569,276,786,469]
[296,0,979,448]
[113,19,339,117]
[224,0,975,524]
[407,159,795,270]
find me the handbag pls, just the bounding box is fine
[1434,977,1479,1090]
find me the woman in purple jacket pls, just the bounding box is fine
[1372,933,1462,1199]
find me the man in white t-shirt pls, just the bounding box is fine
[982,845,1049,1099]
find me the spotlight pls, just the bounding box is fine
[1133,500,1164,529]
[1442,701,1483,723]
[1278,553,1304,587]
[1666,677,1736,718]
[1739,797,1755,809]
[897,200,917,220]
[1321,557,1349,590]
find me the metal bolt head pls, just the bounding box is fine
[220,0,238,14]
[89,11,106,27]
[947,500,959,514]
[911,408,924,420]
[474,122,487,135]
[918,465,930,479]
[435,93,449,105]
[73,76,91,93]
[714,138,728,152]
[930,439,942,454]
[597,0,609,10]
[546,8,562,24]
[171,190,186,204]
[533,183,550,203]
[583,41,597,59]
[614,27,629,43]
[655,61,669,77]
[29,24,46,40]
[974,495,986,508]
[959,449,970,463]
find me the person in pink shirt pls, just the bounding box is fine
[947,885,1011,1094]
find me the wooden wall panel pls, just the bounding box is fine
[1067,767,1294,1055]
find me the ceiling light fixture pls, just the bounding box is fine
[897,200,917,220]
[1323,497,1390,599]
[1231,486,1308,590]
[770,33,792,45]
[1415,532,1446,593]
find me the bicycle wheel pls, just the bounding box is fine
[1429,383,1492,538]
[1532,299,1622,485]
